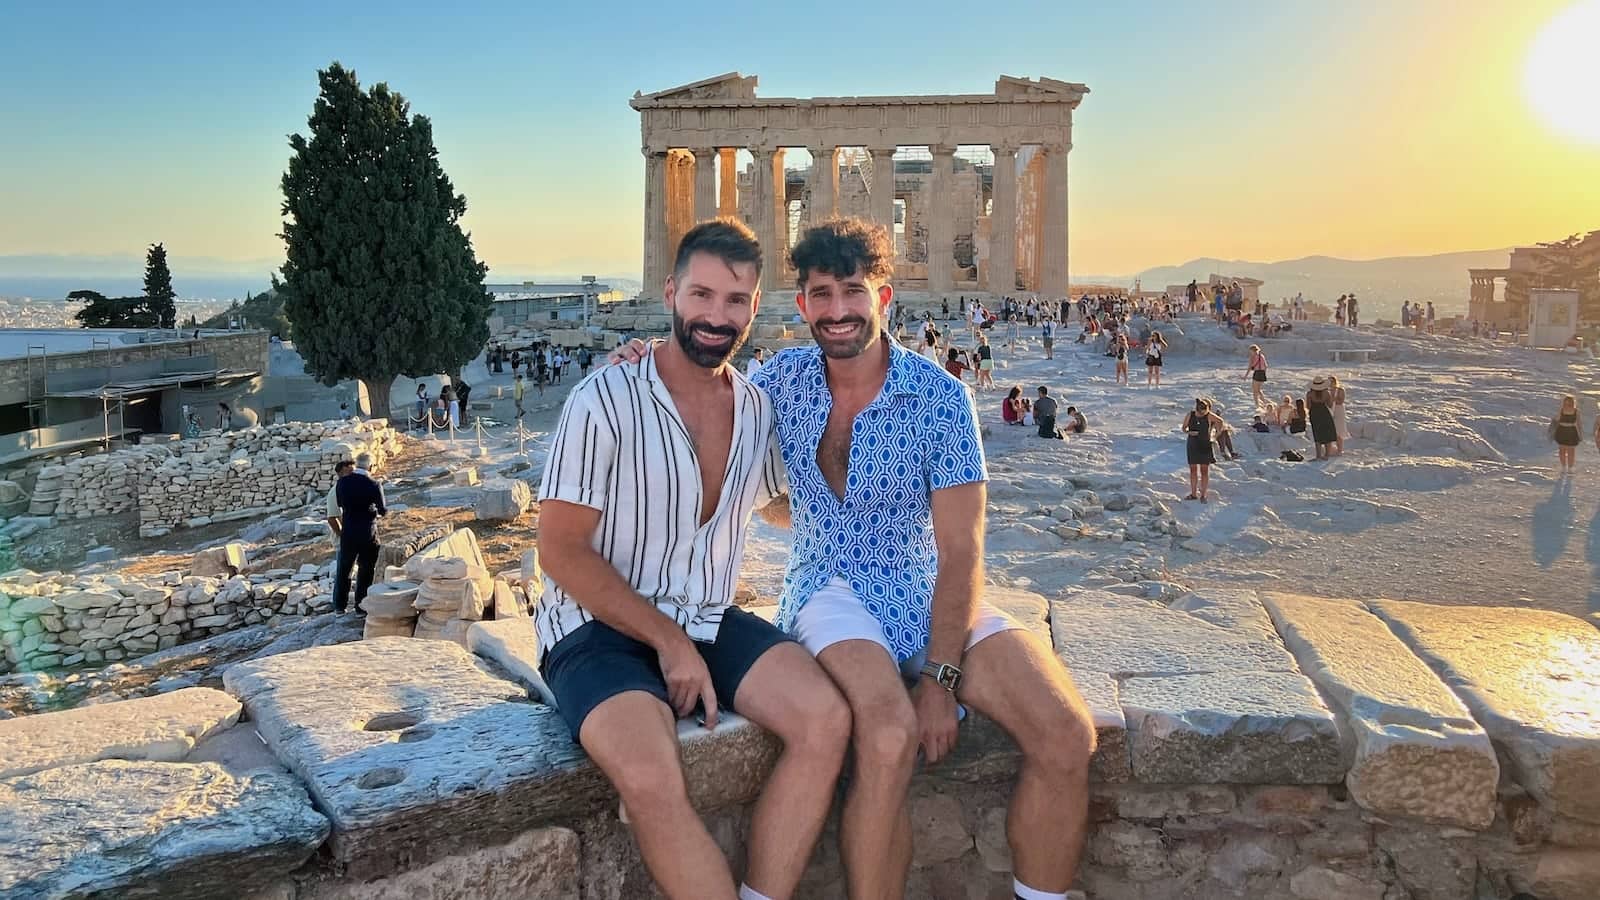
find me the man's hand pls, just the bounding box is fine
[606,338,658,367]
[655,631,719,730]
[912,677,960,764]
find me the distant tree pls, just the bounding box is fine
[1533,232,1600,322]
[276,62,491,416]
[202,290,291,338]
[68,289,159,329]
[143,243,177,329]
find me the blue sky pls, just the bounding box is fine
[2,0,1594,283]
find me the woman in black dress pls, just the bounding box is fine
[1183,398,1223,501]
[1307,376,1338,460]
[1552,394,1581,474]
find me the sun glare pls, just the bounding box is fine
[1525,0,1600,144]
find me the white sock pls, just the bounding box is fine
[1013,880,1068,900]
[738,885,775,900]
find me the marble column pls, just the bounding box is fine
[806,144,837,227]
[693,148,718,223]
[718,148,738,217]
[988,142,1018,295]
[928,144,955,293]
[752,148,788,292]
[868,146,897,247]
[641,150,669,298]
[666,150,695,270]
[1039,141,1070,297]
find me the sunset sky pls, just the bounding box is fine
[2,0,1596,280]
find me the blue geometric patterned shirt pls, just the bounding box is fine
[752,340,988,661]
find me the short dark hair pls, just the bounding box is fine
[1037,386,1050,396]
[335,459,354,472]
[789,217,893,288]
[673,218,762,282]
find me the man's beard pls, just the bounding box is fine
[672,311,749,368]
[809,312,880,359]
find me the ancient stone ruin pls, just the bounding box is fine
[1,584,1596,899]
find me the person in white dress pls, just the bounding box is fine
[1329,374,1349,453]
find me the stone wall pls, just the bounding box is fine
[3,588,1597,899]
[0,562,339,674]
[23,419,401,537]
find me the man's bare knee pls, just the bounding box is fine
[609,752,691,813]
[1022,702,1097,780]
[852,701,918,774]
[797,687,853,758]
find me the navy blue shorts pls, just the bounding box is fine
[539,607,793,740]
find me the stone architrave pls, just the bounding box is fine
[1264,592,1499,828]
[1371,601,1600,824]
[632,74,1088,299]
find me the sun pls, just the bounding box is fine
[1524,0,1600,144]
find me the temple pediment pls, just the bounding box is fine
[995,75,1091,101]
[634,72,758,104]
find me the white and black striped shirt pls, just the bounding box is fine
[535,353,787,655]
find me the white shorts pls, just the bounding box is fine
[791,577,1023,680]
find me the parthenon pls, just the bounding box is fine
[631,73,1089,299]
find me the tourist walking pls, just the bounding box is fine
[1552,394,1582,474]
[1245,344,1268,407]
[1040,316,1057,360]
[975,334,996,390]
[1307,377,1339,461]
[1145,332,1167,387]
[1112,333,1129,385]
[1329,374,1349,451]
[513,372,526,419]
[1183,398,1224,501]
[333,452,386,615]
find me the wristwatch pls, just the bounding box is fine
[919,660,963,693]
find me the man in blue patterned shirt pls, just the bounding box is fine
[752,219,1097,900]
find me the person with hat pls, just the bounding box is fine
[1306,376,1339,461]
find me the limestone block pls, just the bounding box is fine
[1051,589,1342,784]
[520,547,541,590]
[466,618,555,705]
[452,468,480,487]
[1264,592,1499,828]
[362,618,415,640]
[407,528,486,572]
[193,543,247,577]
[360,583,420,618]
[474,479,531,523]
[0,760,327,900]
[293,827,579,900]
[491,579,525,619]
[224,638,777,880]
[1372,601,1600,824]
[0,686,241,778]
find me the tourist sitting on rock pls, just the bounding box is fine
[1034,386,1064,439]
[1002,386,1028,426]
[537,220,849,900]
[1273,394,1294,430]
[1214,416,1242,461]
[1289,398,1309,436]
[1064,405,1087,434]
[1252,414,1272,433]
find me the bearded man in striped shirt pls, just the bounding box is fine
[536,219,850,900]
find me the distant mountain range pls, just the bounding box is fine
[0,247,1518,317]
[1113,247,1518,316]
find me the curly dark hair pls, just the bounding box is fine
[789,217,894,289]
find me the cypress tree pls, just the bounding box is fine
[143,243,178,329]
[277,62,491,417]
